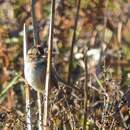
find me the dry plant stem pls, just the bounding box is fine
[92,73,110,124]
[7,90,14,110]
[109,119,115,130]
[117,22,123,81]
[37,92,43,130]
[3,87,12,130]
[25,85,32,130]
[32,0,39,45]
[43,0,55,129]
[92,73,105,91]
[23,24,32,130]
[83,57,89,130]
[31,1,43,129]
[67,0,80,84]
[103,0,108,28]
[35,0,43,21]
[66,101,76,130]
[119,110,128,129]
[90,31,97,46]
[117,22,122,45]
[103,0,108,67]
[23,24,28,61]
[6,71,14,111]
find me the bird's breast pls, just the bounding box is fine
[25,62,45,92]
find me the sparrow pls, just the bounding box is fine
[24,46,58,93]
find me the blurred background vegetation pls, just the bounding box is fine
[0,0,130,129]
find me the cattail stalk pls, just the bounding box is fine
[31,1,43,129]
[23,24,32,130]
[31,0,39,45]
[43,0,55,129]
[37,92,43,130]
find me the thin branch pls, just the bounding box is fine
[31,2,43,129]
[23,24,32,130]
[23,24,28,62]
[67,0,80,84]
[43,0,55,129]
[119,110,129,130]
[37,92,43,130]
[7,90,14,111]
[117,22,122,45]
[83,57,89,130]
[25,84,32,130]
[103,0,108,67]
[31,0,39,45]
[109,119,115,130]
[92,73,105,91]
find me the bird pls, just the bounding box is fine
[24,46,58,93]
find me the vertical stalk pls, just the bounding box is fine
[43,0,55,129]
[83,57,89,130]
[37,92,43,130]
[23,24,28,61]
[32,1,43,129]
[31,0,39,45]
[67,0,80,84]
[103,0,108,67]
[23,24,32,130]
[117,22,122,45]
[7,90,14,111]
[119,110,128,129]
[25,85,32,130]
[102,1,108,124]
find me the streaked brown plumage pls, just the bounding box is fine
[24,47,58,93]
